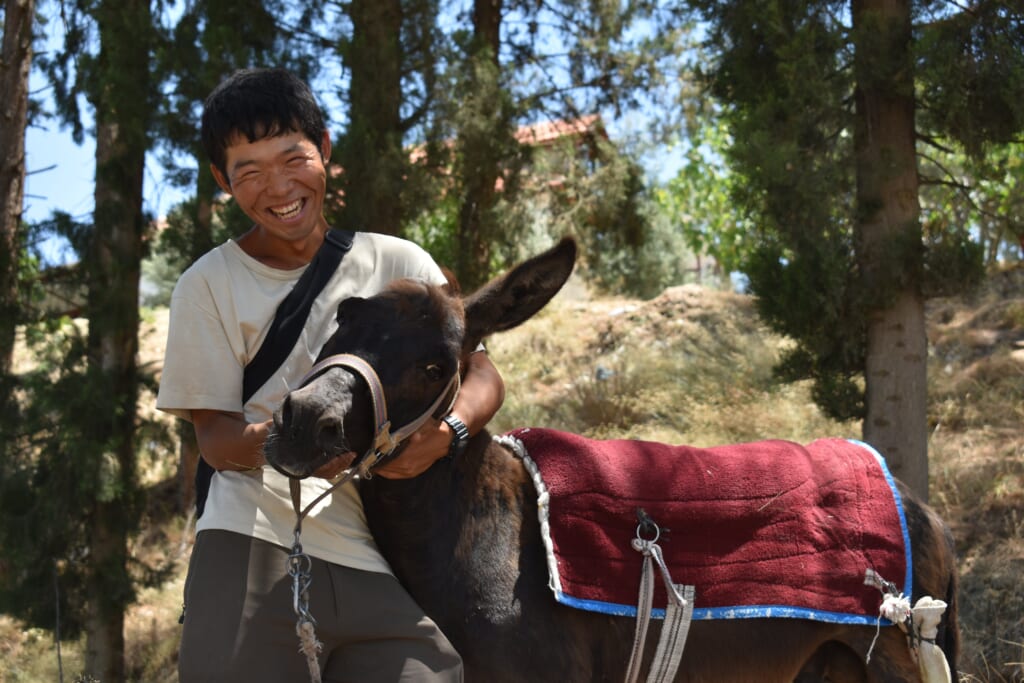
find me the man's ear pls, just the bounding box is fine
[211,163,232,195]
[320,129,332,163]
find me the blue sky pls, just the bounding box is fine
[24,118,188,227]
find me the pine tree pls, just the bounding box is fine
[451,0,514,289]
[1,1,158,678]
[78,1,153,676]
[687,0,1024,497]
[434,0,689,288]
[327,0,444,236]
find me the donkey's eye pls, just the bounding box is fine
[424,364,444,381]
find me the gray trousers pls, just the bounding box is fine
[178,529,463,683]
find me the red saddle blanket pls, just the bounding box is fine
[499,428,910,624]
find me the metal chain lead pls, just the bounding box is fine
[288,531,322,683]
[288,533,317,626]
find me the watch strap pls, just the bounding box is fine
[442,415,470,460]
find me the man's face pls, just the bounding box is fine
[212,128,331,244]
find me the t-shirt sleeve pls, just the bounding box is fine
[419,256,447,287]
[388,237,447,286]
[156,272,245,422]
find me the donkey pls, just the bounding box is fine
[265,238,959,682]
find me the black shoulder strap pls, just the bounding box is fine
[194,229,355,517]
[241,229,354,403]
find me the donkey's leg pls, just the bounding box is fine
[794,640,868,682]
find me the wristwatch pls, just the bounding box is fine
[442,415,470,460]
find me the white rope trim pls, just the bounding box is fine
[495,432,562,595]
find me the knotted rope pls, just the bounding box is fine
[864,568,951,683]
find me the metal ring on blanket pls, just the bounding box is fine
[636,522,660,544]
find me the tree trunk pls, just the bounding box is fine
[82,0,151,677]
[339,0,405,236]
[852,0,929,498]
[178,420,199,512]
[0,0,34,376]
[191,162,217,262]
[455,0,504,290]
[174,167,215,514]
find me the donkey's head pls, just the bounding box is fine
[264,237,577,479]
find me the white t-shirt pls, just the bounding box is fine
[156,231,446,573]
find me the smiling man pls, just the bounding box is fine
[157,67,503,683]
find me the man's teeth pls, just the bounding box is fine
[271,200,302,219]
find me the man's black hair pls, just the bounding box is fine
[201,67,327,179]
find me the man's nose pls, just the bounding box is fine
[264,168,295,194]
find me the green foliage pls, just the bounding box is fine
[1,324,122,634]
[404,194,462,274]
[0,312,174,637]
[404,112,683,299]
[686,1,866,420]
[920,139,1024,265]
[142,196,247,307]
[915,2,1024,157]
[656,117,754,275]
[484,130,688,298]
[401,0,694,289]
[922,220,985,297]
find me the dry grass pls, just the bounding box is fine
[3,266,1022,682]
[925,266,1024,682]
[490,280,856,446]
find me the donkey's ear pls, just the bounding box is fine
[463,238,576,347]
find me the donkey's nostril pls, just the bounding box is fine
[279,395,293,426]
[315,416,342,451]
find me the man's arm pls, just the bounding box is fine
[374,349,505,479]
[191,409,349,479]
[191,410,269,471]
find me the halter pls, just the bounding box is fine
[298,352,461,478]
[284,350,462,530]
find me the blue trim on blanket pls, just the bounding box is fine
[554,591,890,625]
[552,593,897,626]
[550,439,914,626]
[847,439,914,600]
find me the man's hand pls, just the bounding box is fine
[312,453,356,481]
[373,418,451,479]
[191,411,271,471]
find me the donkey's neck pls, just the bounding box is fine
[360,432,536,625]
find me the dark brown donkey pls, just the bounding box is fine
[265,238,959,682]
